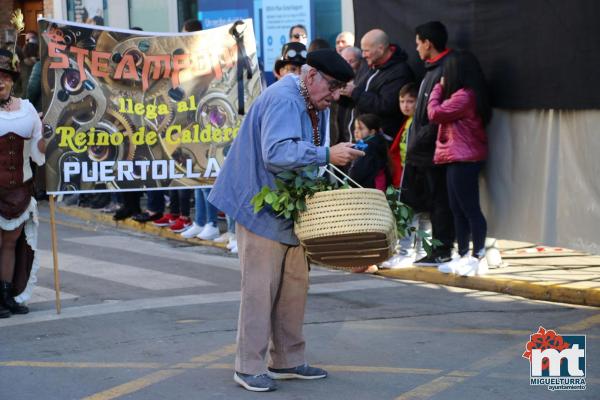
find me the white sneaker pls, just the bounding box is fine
[389,254,416,269]
[485,247,502,268]
[197,222,220,240]
[181,223,203,238]
[214,232,233,243]
[478,257,489,275]
[438,255,469,274]
[381,254,402,268]
[227,238,237,250]
[455,256,489,277]
[381,248,415,268]
[230,242,238,254]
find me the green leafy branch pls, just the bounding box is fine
[385,186,441,255]
[250,165,350,221]
[251,167,440,256]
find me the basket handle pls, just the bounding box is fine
[323,163,364,188]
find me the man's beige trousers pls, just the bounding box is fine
[235,223,309,375]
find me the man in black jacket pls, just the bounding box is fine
[404,21,455,265]
[341,29,414,140]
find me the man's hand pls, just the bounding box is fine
[329,142,364,166]
[340,80,355,97]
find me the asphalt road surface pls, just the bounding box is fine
[0,204,597,400]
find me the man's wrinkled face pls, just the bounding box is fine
[341,50,360,73]
[306,68,344,110]
[360,37,384,67]
[336,34,351,53]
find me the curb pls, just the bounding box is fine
[56,206,229,250]
[377,268,600,308]
[55,205,600,308]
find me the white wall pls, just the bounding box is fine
[106,0,129,29]
[481,109,600,254]
[53,0,67,20]
[341,0,355,34]
[129,0,178,32]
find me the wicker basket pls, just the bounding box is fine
[294,187,397,269]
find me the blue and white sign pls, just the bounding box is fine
[198,9,250,29]
[261,0,311,72]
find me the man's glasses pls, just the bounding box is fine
[317,71,346,92]
[293,33,307,39]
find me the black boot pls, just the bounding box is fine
[0,281,28,314]
[0,303,9,318]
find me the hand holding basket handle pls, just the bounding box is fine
[329,142,364,166]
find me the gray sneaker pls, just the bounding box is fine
[234,372,277,392]
[267,363,328,380]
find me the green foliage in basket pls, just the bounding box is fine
[251,165,350,221]
[385,186,441,255]
[251,166,441,256]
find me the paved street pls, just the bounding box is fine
[0,204,597,400]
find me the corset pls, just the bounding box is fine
[0,133,32,219]
[0,132,25,189]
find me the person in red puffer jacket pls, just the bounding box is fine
[427,50,492,277]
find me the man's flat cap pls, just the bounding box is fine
[307,48,354,82]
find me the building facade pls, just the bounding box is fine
[1,0,353,41]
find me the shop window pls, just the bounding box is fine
[66,0,108,25]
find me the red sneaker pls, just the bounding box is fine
[169,216,192,233]
[153,213,179,227]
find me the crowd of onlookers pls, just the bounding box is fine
[46,18,494,274]
[271,21,493,276]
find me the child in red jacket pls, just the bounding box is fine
[382,83,433,269]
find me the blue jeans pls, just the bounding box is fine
[227,214,236,234]
[194,188,218,226]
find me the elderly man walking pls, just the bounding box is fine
[208,49,363,392]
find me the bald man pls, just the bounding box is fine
[342,29,414,140]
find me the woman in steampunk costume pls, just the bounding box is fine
[0,48,46,318]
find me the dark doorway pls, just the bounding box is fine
[17,0,44,45]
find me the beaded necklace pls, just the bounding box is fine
[0,96,12,110]
[298,78,320,146]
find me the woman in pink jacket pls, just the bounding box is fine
[427,50,492,276]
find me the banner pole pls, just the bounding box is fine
[48,195,61,314]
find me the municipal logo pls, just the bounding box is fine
[522,326,586,391]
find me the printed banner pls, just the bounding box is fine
[39,18,262,194]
